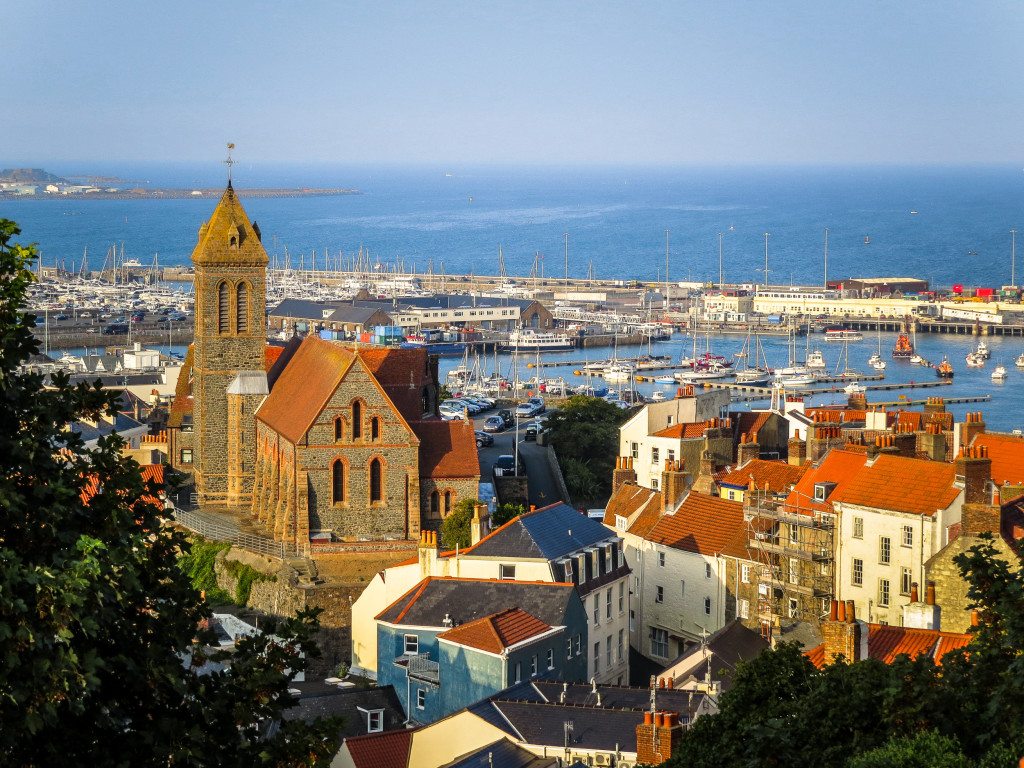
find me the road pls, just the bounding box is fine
[471,408,568,510]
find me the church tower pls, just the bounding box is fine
[191,183,268,506]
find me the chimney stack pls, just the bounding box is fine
[919,421,947,463]
[821,598,862,663]
[612,455,638,494]
[903,580,941,630]
[955,444,993,505]
[470,503,489,545]
[691,450,717,496]
[418,529,440,575]
[737,432,759,466]
[892,425,917,458]
[636,710,684,766]
[661,460,690,514]
[788,430,807,467]
[959,411,987,449]
[923,396,947,415]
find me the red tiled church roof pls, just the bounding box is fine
[411,420,479,479]
[437,608,552,653]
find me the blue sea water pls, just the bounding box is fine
[6,163,1024,430]
[4,164,1024,288]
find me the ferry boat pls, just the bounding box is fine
[500,329,576,352]
[892,333,915,359]
[824,328,864,342]
[936,357,954,379]
[992,365,1007,382]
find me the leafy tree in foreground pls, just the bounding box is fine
[440,498,480,549]
[661,535,1024,768]
[0,220,339,766]
[543,394,632,503]
[490,501,526,528]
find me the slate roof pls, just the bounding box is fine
[470,502,615,560]
[806,624,971,669]
[280,682,405,739]
[718,458,808,491]
[269,299,388,325]
[438,609,552,654]
[375,577,577,629]
[665,620,769,692]
[644,492,748,559]
[411,420,479,479]
[70,412,147,442]
[256,335,356,443]
[441,739,555,768]
[834,453,959,516]
[971,433,1024,486]
[343,727,415,768]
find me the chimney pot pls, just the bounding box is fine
[643,711,653,725]
[829,600,838,622]
[836,600,846,622]
[925,581,936,606]
[910,582,919,603]
[971,609,980,627]
[845,600,856,623]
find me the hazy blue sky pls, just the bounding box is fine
[5,1,1024,165]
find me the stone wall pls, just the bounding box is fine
[420,476,480,528]
[926,534,1018,634]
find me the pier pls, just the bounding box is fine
[697,376,955,401]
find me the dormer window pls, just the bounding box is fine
[814,482,837,502]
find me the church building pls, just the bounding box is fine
[168,184,479,552]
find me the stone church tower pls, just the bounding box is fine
[191,184,268,506]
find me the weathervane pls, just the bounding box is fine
[225,142,236,185]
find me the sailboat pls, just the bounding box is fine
[834,338,862,379]
[734,330,772,385]
[868,324,887,370]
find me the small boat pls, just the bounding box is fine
[824,328,864,342]
[892,333,915,359]
[965,353,985,369]
[868,353,882,367]
[805,349,827,369]
[1016,353,1024,368]
[871,359,887,371]
[936,357,954,379]
[844,382,866,396]
[649,390,667,402]
[975,340,991,360]
[734,369,772,386]
[864,236,871,244]
[653,375,676,384]
[603,362,636,382]
[992,365,1007,382]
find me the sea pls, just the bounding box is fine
[6,163,1024,431]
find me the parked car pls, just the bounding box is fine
[528,396,546,414]
[515,402,537,418]
[497,409,513,427]
[482,416,505,433]
[475,430,494,448]
[439,406,468,421]
[463,396,491,411]
[524,423,540,441]
[492,454,521,477]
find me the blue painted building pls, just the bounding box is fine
[375,577,588,724]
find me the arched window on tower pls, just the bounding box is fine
[236,282,249,333]
[444,491,452,515]
[430,491,439,516]
[369,458,382,503]
[332,460,345,504]
[371,417,380,441]
[352,401,362,439]
[334,417,344,442]
[217,281,229,334]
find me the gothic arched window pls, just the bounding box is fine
[352,401,362,439]
[369,458,383,503]
[236,282,249,333]
[332,460,345,504]
[217,281,229,334]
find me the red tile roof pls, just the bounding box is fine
[719,458,808,492]
[834,453,959,516]
[437,608,552,653]
[80,464,165,507]
[264,345,285,370]
[603,482,662,531]
[784,449,868,516]
[358,346,433,422]
[806,623,971,669]
[256,336,356,443]
[971,433,1024,486]
[644,492,748,559]
[411,420,480,479]
[343,727,414,768]
[733,411,773,438]
[652,420,716,439]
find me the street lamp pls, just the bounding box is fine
[513,407,520,476]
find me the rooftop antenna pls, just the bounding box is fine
[224,142,236,186]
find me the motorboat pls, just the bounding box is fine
[653,375,676,384]
[649,390,667,402]
[936,357,954,379]
[825,328,864,342]
[992,365,1007,381]
[1016,352,1024,368]
[844,382,866,396]
[892,333,915,359]
[975,339,991,360]
[805,349,827,369]
[965,353,985,368]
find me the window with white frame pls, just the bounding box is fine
[852,558,864,586]
[618,581,625,613]
[901,567,913,595]
[650,627,669,658]
[499,564,516,580]
[546,648,554,670]
[879,578,891,607]
[404,634,418,654]
[789,558,799,584]
[566,639,572,661]
[879,536,891,565]
[704,596,712,615]
[788,598,799,618]
[515,661,522,682]
[789,526,799,544]
[616,515,628,531]
[416,689,426,710]
[658,551,666,567]
[631,442,638,459]
[531,655,538,676]
[667,449,676,463]
[574,635,581,656]
[366,709,384,733]
[606,588,612,618]
[902,525,914,548]
[652,478,660,490]
[741,564,751,583]
[652,446,660,464]
[853,517,864,539]
[705,562,712,579]
[629,610,636,632]
[739,598,749,619]
[593,594,600,625]
[655,585,664,603]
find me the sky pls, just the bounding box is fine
[4,1,1024,166]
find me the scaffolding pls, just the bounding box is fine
[744,486,835,642]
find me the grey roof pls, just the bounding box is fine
[665,620,769,692]
[466,680,704,752]
[356,294,537,312]
[70,413,146,442]
[376,578,578,629]
[470,503,615,561]
[226,370,269,395]
[441,738,556,768]
[280,682,405,740]
[82,354,121,373]
[269,299,388,324]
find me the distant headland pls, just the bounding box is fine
[0,167,359,200]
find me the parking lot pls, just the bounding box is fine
[468,406,567,510]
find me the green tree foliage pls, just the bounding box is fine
[663,535,1024,768]
[491,502,526,528]
[440,498,479,549]
[178,537,233,603]
[0,220,340,766]
[543,395,631,503]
